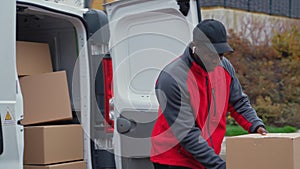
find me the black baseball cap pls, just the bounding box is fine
[193,19,233,54]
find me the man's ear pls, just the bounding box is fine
[190,42,196,54]
[192,46,196,54]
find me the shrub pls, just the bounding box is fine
[226,24,300,128]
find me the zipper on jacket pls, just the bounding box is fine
[206,76,214,149]
[212,88,217,116]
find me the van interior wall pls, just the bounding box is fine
[17,12,79,117]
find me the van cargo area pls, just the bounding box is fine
[17,6,79,112]
[16,3,115,169]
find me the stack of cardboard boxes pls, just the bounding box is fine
[17,41,86,169]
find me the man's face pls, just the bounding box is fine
[194,45,221,71]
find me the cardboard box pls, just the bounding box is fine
[20,71,72,125]
[24,125,83,165]
[24,161,86,169]
[226,133,300,169]
[17,41,53,76]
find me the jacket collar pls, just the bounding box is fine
[182,46,208,72]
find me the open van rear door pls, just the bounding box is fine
[0,1,23,169]
[0,1,113,168]
[106,0,200,168]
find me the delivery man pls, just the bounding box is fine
[151,19,267,169]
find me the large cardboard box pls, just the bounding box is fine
[24,125,83,165]
[226,133,300,169]
[16,41,53,76]
[24,161,86,169]
[20,71,72,125]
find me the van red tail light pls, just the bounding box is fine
[102,54,114,132]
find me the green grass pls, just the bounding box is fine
[226,125,248,136]
[266,125,298,133]
[225,124,298,136]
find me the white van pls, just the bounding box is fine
[0,0,200,169]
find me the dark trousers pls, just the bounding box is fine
[153,163,192,169]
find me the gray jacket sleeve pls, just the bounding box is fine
[221,58,265,133]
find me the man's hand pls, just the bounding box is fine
[257,126,268,135]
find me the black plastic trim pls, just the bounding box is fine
[91,140,116,169]
[117,117,132,134]
[196,0,202,22]
[0,113,3,155]
[83,9,110,42]
[177,0,190,16]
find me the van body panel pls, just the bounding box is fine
[0,1,23,169]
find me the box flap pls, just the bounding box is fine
[229,133,300,139]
